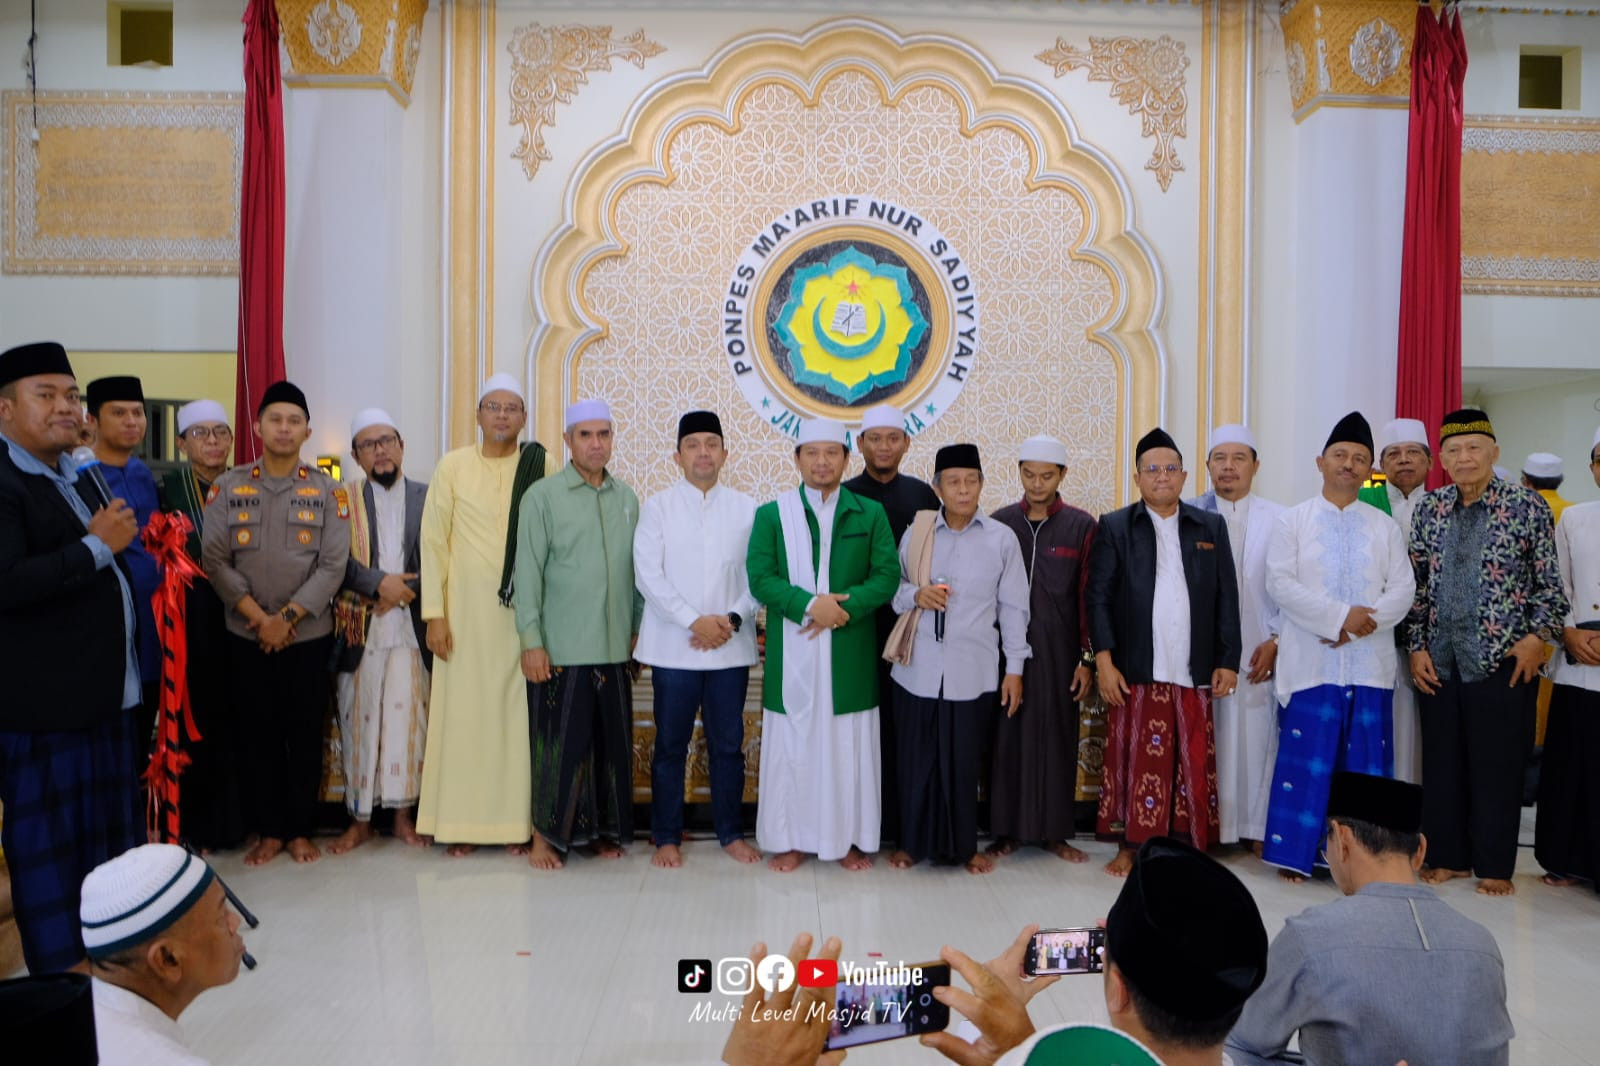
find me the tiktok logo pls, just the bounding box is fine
[677,958,712,994]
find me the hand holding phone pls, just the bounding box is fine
[822,961,950,1050]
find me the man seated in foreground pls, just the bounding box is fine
[1227,772,1514,1066]
[81,844,247,1066]
[722,836,1269,1066]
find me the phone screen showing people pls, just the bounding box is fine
[822,962,951,1050]
[1024,927,1106,976]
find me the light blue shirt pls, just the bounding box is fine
[1,432,142,710]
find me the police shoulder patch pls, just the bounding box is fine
[333,487,350,519]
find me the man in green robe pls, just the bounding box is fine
[746,418,899,872]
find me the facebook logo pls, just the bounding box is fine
[755,953,795,993]
[677,958,712,994]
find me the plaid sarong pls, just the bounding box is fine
[0,710,141,972]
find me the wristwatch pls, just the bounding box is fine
[1080,648,1096,667]
[280,606,299,624]
[728,612,743,633]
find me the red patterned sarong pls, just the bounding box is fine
[1096,682,1219,851]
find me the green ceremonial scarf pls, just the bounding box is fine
[497,440,549,606]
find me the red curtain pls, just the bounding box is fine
[1395,4,1468,490]
[235,0,287,465]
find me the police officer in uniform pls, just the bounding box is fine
[202,381,350,867]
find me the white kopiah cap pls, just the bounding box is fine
[80,844,215,960]
[1377,418,1430,459]
[478,373,525,404]
[564,398,613,429]
[176,399,228,435]
[1206,424,1256,454]
[1523,452,1563,479]
[1018,434,1069,467]
[858,404,905,433]
[350,407,397,439]
[797,418,848,447]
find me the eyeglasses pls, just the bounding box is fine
[479,402,524,416]
[184,426,233,441]
[354,433,401,454]
[1139,464,1183,476]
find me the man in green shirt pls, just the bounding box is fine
[514,399,642,870]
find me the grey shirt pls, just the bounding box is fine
[1227,881,1513,1066]
[201,460,352,642]
[1432,501,1489,682]
[890,509,1031,701]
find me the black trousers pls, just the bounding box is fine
[229,634,332,842]
[529,664,633,853]
[1419,659,1534,880]
[877,659,900,845]
[1534,684,1600,887]
[894,681,987,864]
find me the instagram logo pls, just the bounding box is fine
[716,957,755,996]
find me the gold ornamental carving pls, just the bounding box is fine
[506,23,666,181]
[1462,115,1600,297]
[1278,0,1415,121]
[532,19,1165,516]
[277,0,430,107]
[1036,34,1190,191]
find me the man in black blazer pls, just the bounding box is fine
[327,409,431,854]
[1087,427,1242,877]
[0,341,142,973]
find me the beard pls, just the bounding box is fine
[371,467,400,489]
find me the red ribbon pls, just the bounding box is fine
[141,512,206,843]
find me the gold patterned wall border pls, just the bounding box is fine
[1462,115,1600,297]
[1278,0,1415,122]
[529,18,1166,515]
[278,0,431,106]
[2,91,241,276]
[1036,34,1190,191]
[506,23,666,181]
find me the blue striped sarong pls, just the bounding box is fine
[1262,684,1393,877]
[0,710,140,972]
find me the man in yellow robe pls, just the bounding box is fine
[416,374,536,854]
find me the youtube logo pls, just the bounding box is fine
[797,959,838,987]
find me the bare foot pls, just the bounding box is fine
[1045,841,1090,864]
[985,837,1020,857]
[723,839,762,864]
[888,850,915,869]
[1248,839,1264,858]
[653,844,683,868]
[1104,847,1135,878]
[326,821,375,855]
[506,842,530,856]
[768,849,806,873]
[1541,872,1582,887]
[445,843,478,858]
[243,837,284,867]
[1278,868,1308,884]
[583,839,625,860]
[839,846,873,871]
[393,808,427,847]
[527,834,564,870]
[965,853,996,875]
[1476,878,1516,896]
[1420,866,1471,885]
[286,837,321,864]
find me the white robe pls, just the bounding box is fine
[1387,481,1429,784]
[92,978,210,1066]
[756,487,881,860]
[1193,491,1285,842]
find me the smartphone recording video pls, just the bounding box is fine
[1024,927,1106,977]
[822,961,951,1050]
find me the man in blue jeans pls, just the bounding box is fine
[633,410,761,866]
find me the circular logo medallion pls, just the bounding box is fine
[724,196,978,441]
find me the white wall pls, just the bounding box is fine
[0,0,245,353]
[1473,374,1600,505]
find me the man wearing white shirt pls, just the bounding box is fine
[635,411,762,867]
[1365,417,1434,783]
[1535,425,1600,893]
[1261,412,1415,881]
[1190,424,1286,849]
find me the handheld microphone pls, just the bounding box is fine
[69,446,115,510]
[932,574,949,643]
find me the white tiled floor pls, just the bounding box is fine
[182,816,1600,1065]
